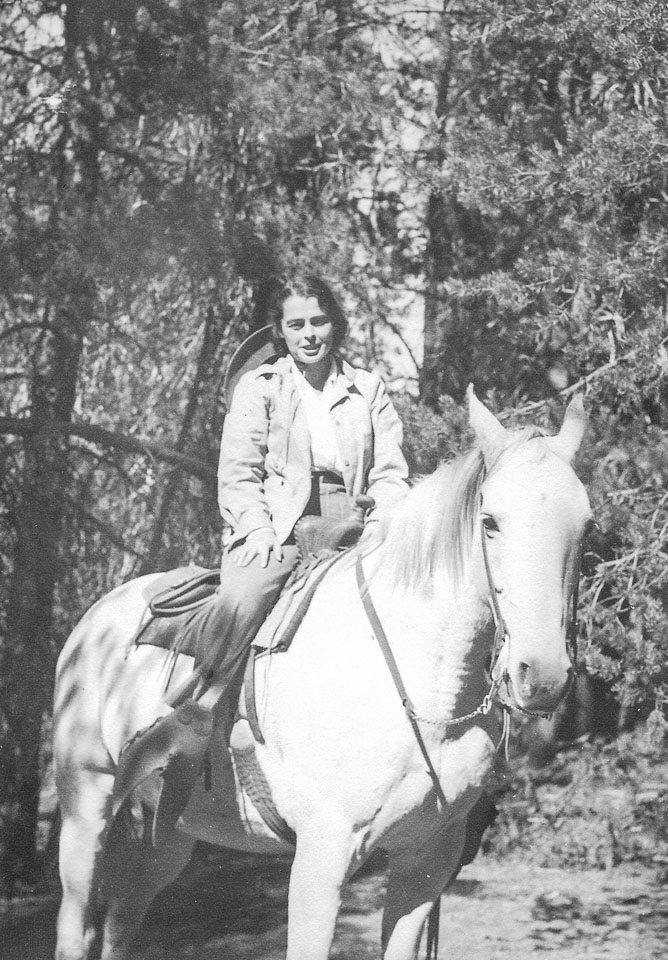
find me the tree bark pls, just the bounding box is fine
[0,0,95,889]
[422,191,460,406]
[420,4,498,407]
[421,10,459,407]
[139,305,222,574]
[1,310,83,891]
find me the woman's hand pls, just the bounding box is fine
[230,528,283,568]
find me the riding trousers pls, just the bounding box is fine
[194,473,351,712]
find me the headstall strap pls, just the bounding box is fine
[480,523,509,679]
[480,519,582,677]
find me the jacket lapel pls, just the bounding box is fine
[328,357,358,411]
[278,358,312,471]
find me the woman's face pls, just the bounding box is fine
[280,295,335,367]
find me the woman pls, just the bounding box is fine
[197,273,409,710]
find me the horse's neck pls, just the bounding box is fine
[364,546,493,720]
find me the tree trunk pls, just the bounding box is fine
[0,310,83,891]
[139,305,223,574]
[421,192,461,406]
[0,0,96,889]
[420,4,498,407]
[420,12,460,407]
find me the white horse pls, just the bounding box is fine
[53,389,592,960]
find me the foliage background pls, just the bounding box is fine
[0,0,666,892]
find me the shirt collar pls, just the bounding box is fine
[288,354,338,393]
[265,354,358,395]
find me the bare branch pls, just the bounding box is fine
[0,321,57,343]
[78,508,143,555]
[381,317,420,374]
[0,43,59,75]
[0,417,215,481]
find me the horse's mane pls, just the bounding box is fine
[381,426,548,591]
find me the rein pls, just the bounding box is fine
[355,552,490,960]
[355,556,450,810]
[354,546,497,744]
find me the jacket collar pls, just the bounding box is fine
[257,353,359,394]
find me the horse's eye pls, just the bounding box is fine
[482,516,499,535]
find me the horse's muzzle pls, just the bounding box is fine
[508,660,574,715]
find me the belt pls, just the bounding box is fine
[284,471,347,546]
[311,470,345,485]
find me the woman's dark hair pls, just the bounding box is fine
[265,273,348,354]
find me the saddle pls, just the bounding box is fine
[113,503,372,844]
[134,504,371,647]
[292,497,372,555]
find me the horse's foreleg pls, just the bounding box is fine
[285,817,355,960]
[382,820,467,960]
[100,817,195,960]
[55,770,114,960]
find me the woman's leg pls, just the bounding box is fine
[192,545,300,704]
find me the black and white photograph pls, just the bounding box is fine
[1,2,667,958]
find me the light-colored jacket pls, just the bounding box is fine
[217,355,409,546]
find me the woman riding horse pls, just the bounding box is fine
[53,380,591,960]
[194,272,410,714]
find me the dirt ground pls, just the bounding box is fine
[3,849,666,959]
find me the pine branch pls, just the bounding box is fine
[502,340,665,421]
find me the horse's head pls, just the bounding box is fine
[468,386,593,716]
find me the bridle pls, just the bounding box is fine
[480,519,582,720]
[356,517,583,741]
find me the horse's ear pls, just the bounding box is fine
[546,394,587,463]
[467,384,507,462]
